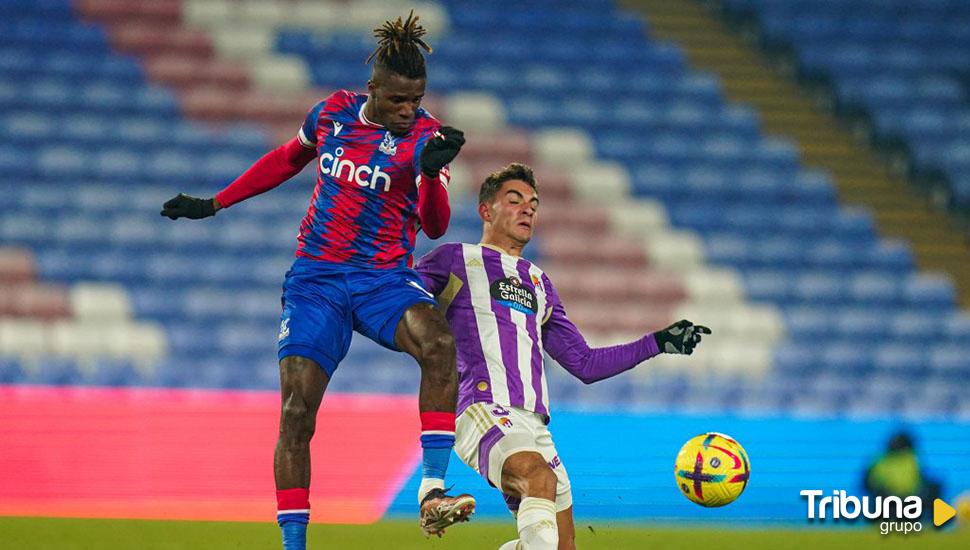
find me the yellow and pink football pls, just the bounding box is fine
[675,432,750,507]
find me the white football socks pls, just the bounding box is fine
[516,497,558,549]
[417,477,445,504]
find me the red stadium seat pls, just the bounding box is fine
[546,265,687,307]
[460,131,533,165]
[109,24,213,61]
[180,87,240,122]
[76,0,183,27]
[562,301,673,335]
[145,56,249,92]
[236,91,317,126]
[0,248,35,284]
[541,231,647,268]
[458,161,571,203]
[0,283,71,320]
[531,167,573,202]
[535,201,610,236]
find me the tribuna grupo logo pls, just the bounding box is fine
[801,490,923,535]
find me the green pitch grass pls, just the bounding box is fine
[1,517,966,549]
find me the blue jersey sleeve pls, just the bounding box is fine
[298,100,328,146]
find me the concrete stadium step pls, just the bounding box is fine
[621,0,970,307]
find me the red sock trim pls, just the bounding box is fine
[420,411,455,432]
[277,488,310,511]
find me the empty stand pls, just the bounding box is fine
[1,0,967,417]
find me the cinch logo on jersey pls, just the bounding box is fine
[490,276,537,315]
[319,146,391,192]
[801,490,930,535]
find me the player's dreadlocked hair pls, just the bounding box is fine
[366,10,432,80]
[479,163,539,204]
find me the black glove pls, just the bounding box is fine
[160,193,216,220]
[654,319,712,355]
[420,126,465,177]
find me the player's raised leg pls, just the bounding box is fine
[499,451,560,550]
[497,508,573,550]
[275,356,329,550]
[395,303,476,535]
[555,507,576,550]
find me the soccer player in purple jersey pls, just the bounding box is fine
[160,13,474,548]
[415,163,711,549]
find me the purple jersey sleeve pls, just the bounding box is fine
[541,274,661,384]
[414,243,456,296]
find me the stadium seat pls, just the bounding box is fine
[0,357,24,383]
[29,357,83,386]
[729,0,970,209]
[2,0,966,420]
[946,313,970,344]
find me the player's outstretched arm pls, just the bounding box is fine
[160,137,317,221]
[653,319,712,355]
[160,193,218,220]
[417,126,465,238]
[542,277,711,383]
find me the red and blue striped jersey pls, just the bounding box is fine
[295,90,448,269]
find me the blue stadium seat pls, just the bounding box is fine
[88,359,143,387]
[849,273,902,305]
[806,241,865,271]
[873,345,926,379]
[793,273,844,303]
[889,312,937,341]
[61,114,115,149]
[37,146,93,179]
[0,144,33,178]
[929,347,970,380]
[149,358,198,388]
[30,358,83,386]
[731,0,970,212]
[0,358,25,384]
[753,237,803,268]
[903,274,955,309]
[821,344,874,378]
[0,0,74,20]
[772,344,817,377]
[946,313,970,345]
[2,0,965,419]
[866,241,913,273]
[835,309,892,343]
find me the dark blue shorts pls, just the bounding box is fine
[277,258,437,377]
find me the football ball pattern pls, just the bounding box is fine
[675,432,750,507]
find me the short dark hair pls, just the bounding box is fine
[478,163,538,204]
[366,10,431,80]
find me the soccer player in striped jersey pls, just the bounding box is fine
[415,163,711,550]
[160,13,473,548]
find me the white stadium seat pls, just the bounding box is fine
[70,284,132,321]
[443,93,507,132]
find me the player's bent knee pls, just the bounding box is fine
[503,452,557,499]
[534,463,558,494]
[279,396,316,444]
[418,331,456,374]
